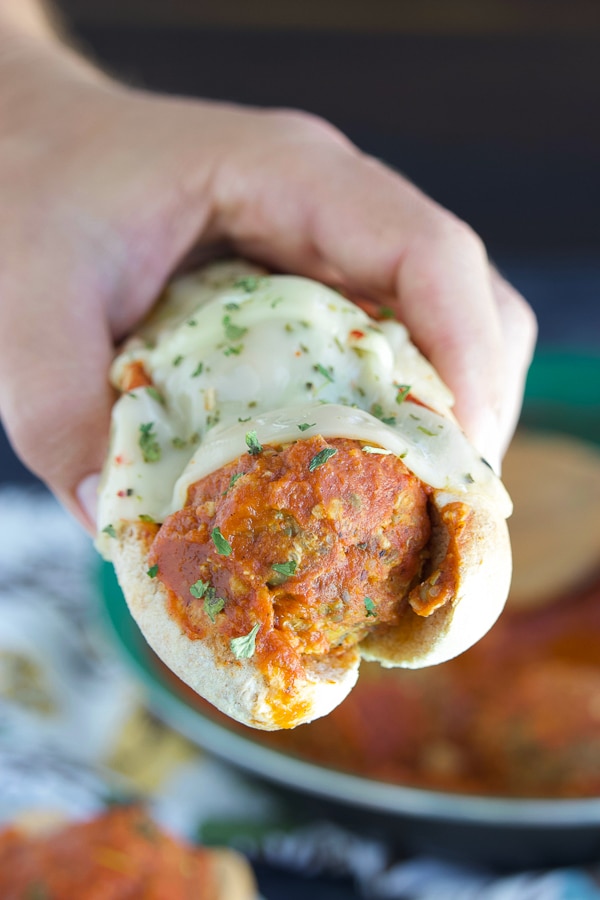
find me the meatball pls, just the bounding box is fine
[151,436,431,660]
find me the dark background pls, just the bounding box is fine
[2,4,600,893]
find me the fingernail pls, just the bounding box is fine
[76,473,100,530]
[471,407,502,476]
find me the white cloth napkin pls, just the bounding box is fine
[1,485,599,900]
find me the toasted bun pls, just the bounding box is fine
[98,261,512,730]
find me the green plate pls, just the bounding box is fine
[97,351,600,843]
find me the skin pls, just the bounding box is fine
[0,1,537,533]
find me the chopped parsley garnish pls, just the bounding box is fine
[189,579,226,621]
[464,472,475,484]
[190,579,209,599]
[172,436,188,449]
[145,386,164,404]
[271,296,284,308]
[204,592,225,623]
[362,446,392,455]
[417,426,438,437]
[147,564,159,578]
[139,514,155,523]
[212,527,232,556]
[380,306,395,319]
[230,623,260,659]
[102,524,117,539]
[308,447,338,471]
[271,560,297,579]
[245,430,263,455]
[229,472,244,489]
[313,362,334,383]
[187,318,197,326]
[298,422,316,432]
[234,276,261,293]
[223,315,248,342]
[225,301,240,310]
[334,336,345,353]
[191,362,204,377]
[371,403,397,426]
[139,422,161,462]
[223,344,243,356]
[364,597,377,617]
[395,383,411,404]
[173,355,184,367]
[238,415,251,423]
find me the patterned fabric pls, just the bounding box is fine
[1,486,599,899]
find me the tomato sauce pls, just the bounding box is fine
[0,806,217,899]
[149,436,434,728]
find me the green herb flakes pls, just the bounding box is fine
[230,622,260,659]
[191,362,204,377]
[371,404,396,426]
[245,430,263,455]
[364,597,377,617]
[308,447,338,471]
[172,436,188,449]
[139,422,161,462]
[417,426,438,437]
[223,344,243,356]
[147,564,159,578]
[223,315,248,342]
[225,301,240,310]
[229,472,243,489]
[464,473,475,484]
[234,276,261,293]
[362,446,392,455]
[190,579,209,599]
[314,362,334,383]
[297,422,316,432]
[204,592,225,623]
[271,560,297,579]
[380,306,395,319]
[238,415,251,423]
[395,384,411,404]
[102,524,117,539]
[145,386,164,404]
[187,318,198,327]
[173,355,184,367]
[139,514,155,523]
[212,527,232,556]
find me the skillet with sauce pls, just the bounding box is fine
[154,430,600,799]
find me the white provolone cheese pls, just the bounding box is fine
[97,261,511,557]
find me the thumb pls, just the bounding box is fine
[0,288,114,533]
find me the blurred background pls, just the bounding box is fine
[1,3,600,897]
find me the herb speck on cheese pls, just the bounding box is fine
[223,315,248,342]
[147,564,159,578]
[395,383,411,404]
[102,524,117,539]
[191,362,204,377]
[173,355,184,367]
[298,422,316,432]
[234,276,261,293]
[139,422,161,462]
[245,430,263,455]
[271,560,297,579]
[314,362,334,383]
[145,386,164,405]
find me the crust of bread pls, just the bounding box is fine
[111,481,509,728]
[359,488,512,668]
[112,523,360,731]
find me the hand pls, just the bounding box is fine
[0,31,536,532]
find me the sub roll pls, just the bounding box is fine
[97,261,512,730]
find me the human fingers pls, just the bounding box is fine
[491,269,538,457]
[211,119,512,466]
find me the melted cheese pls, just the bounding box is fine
[97,261,512,558]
